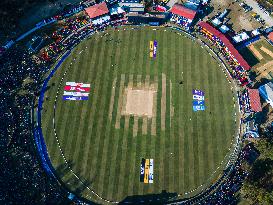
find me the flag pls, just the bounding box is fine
[192,89,205,96]
[153,40,157,58]
[64,85,90,92]
[140,158,145,182]
[63,91,89,97]
[63,82,90,101]
[149,159,153,184]
[66,82,90,87]
[63,96,89,101]
[193,95,205,101]
[193,100,205,106]
[144,159,150,184]
[193,105,205,111]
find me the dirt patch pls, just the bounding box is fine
[161,73,166,131]
[239,15,254,31]
[249,45,263,60]
[256,60,273,80]
[207,0,261,33]
[217,0,227,6]
[124,89,155,117]
[114,74,171,136]
[260,46,273,58]
[256,60,273,73]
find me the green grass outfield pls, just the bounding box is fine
[42,26,237,204]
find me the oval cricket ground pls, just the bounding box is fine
[41,27,238,204]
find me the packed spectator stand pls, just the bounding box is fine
[197,21,251,86]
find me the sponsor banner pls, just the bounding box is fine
[66,82,90,87]
[192,89,205,96]
[192,89,205,112]
[64,85,90,92]
[193,95,205,101]
[193,100,205,106]
[63,91,89,97]
[63,96,89,101]
[150,41,154,51]
[193,105,206,111]
[149,159,153,184]
[140,158,145,182]
[144,159,150,184]
[153,40,157,58]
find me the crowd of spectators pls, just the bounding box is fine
[238,89,251,113]
[0,42,74,204]
[199,148,249,205]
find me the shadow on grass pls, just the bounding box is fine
[119,190,178,204]
[54,160,95,198]
[238,47,260,67]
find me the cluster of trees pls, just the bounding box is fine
[241,139,273,204]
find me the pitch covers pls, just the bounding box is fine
[140,158,153,184]
[63,82,90,101]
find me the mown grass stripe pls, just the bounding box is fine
[127,28,145,198]
[116,30,135,200]
[73,40,98,178]
[183,37,191,191]
[102,30,124,198]
[79,36,103,177]
[121,30,140,199]
[106,29,128,200]
[97,31,120,195]
[81,35,105,181]
[87,35,112,191]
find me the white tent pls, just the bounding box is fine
[232,32,250,43]
[211,18,222,27]
[259,82,273,108]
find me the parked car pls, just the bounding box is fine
[242,4,252,12]
[264,10,270,16]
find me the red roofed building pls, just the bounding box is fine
[170,4,197,29]
[198,22,250,71]
[267,31,273,43]
[198,21,251,86]
[247,88,262,112]
[85,2,109,19]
